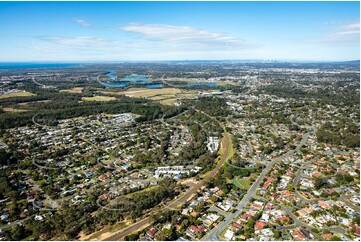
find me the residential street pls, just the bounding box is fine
[202,132,309,241]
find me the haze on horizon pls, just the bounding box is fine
[0,1,359,62]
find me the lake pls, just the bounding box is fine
[186,82,218,87]
[103,72,163,88]
[106,70,117,80]
[103,72,218,89]
[168,81,219,87]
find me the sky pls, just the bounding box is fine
[0,1,359,62]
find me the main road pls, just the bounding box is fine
[105,113,231,241]
[202,132,309,241]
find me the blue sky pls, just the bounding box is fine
[0,1,359,62]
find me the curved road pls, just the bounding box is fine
[31,76,55,88]
[96,74,119,88]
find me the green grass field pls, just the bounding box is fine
[231,177,252,190]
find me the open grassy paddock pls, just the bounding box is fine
[100,88,198,106]
[82,96,117,102]
[59,87,84,93]
[122,88,182,98]
[0,92,36,99]
[2,107,28,113]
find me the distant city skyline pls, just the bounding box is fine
[0,1,359,62]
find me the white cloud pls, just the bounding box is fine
[39,36,143,49]
[43,36,121,47]
[305,21,360,46]
[340,22,360,30]
[120,23,255,49]
[31,36,151,60]
[75,19,91,28]
[29,24,260,61]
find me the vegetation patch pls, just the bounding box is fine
[82,96,117,102]
[18,100,51,106]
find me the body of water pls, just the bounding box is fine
[168,81,219,87]
[104,72,218,89]
[103,72,163,88]
[103,81,164,89]
[106,70,117,80]
[146,83,163,88]
[0,62,78,70]
[186,82,218,87]
[122,75,149,82]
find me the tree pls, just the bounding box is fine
[287,185,293,192]
[8,224,30,241]
[330,236,341,241]
[353,215,360,226]
[247,218,255,228]
[125,233,140,241]
[314,177,326,190]
[181,219,190,229]
[274,230,281,239]
[244,230,251,239]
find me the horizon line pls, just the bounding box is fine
[0,59,359,63]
